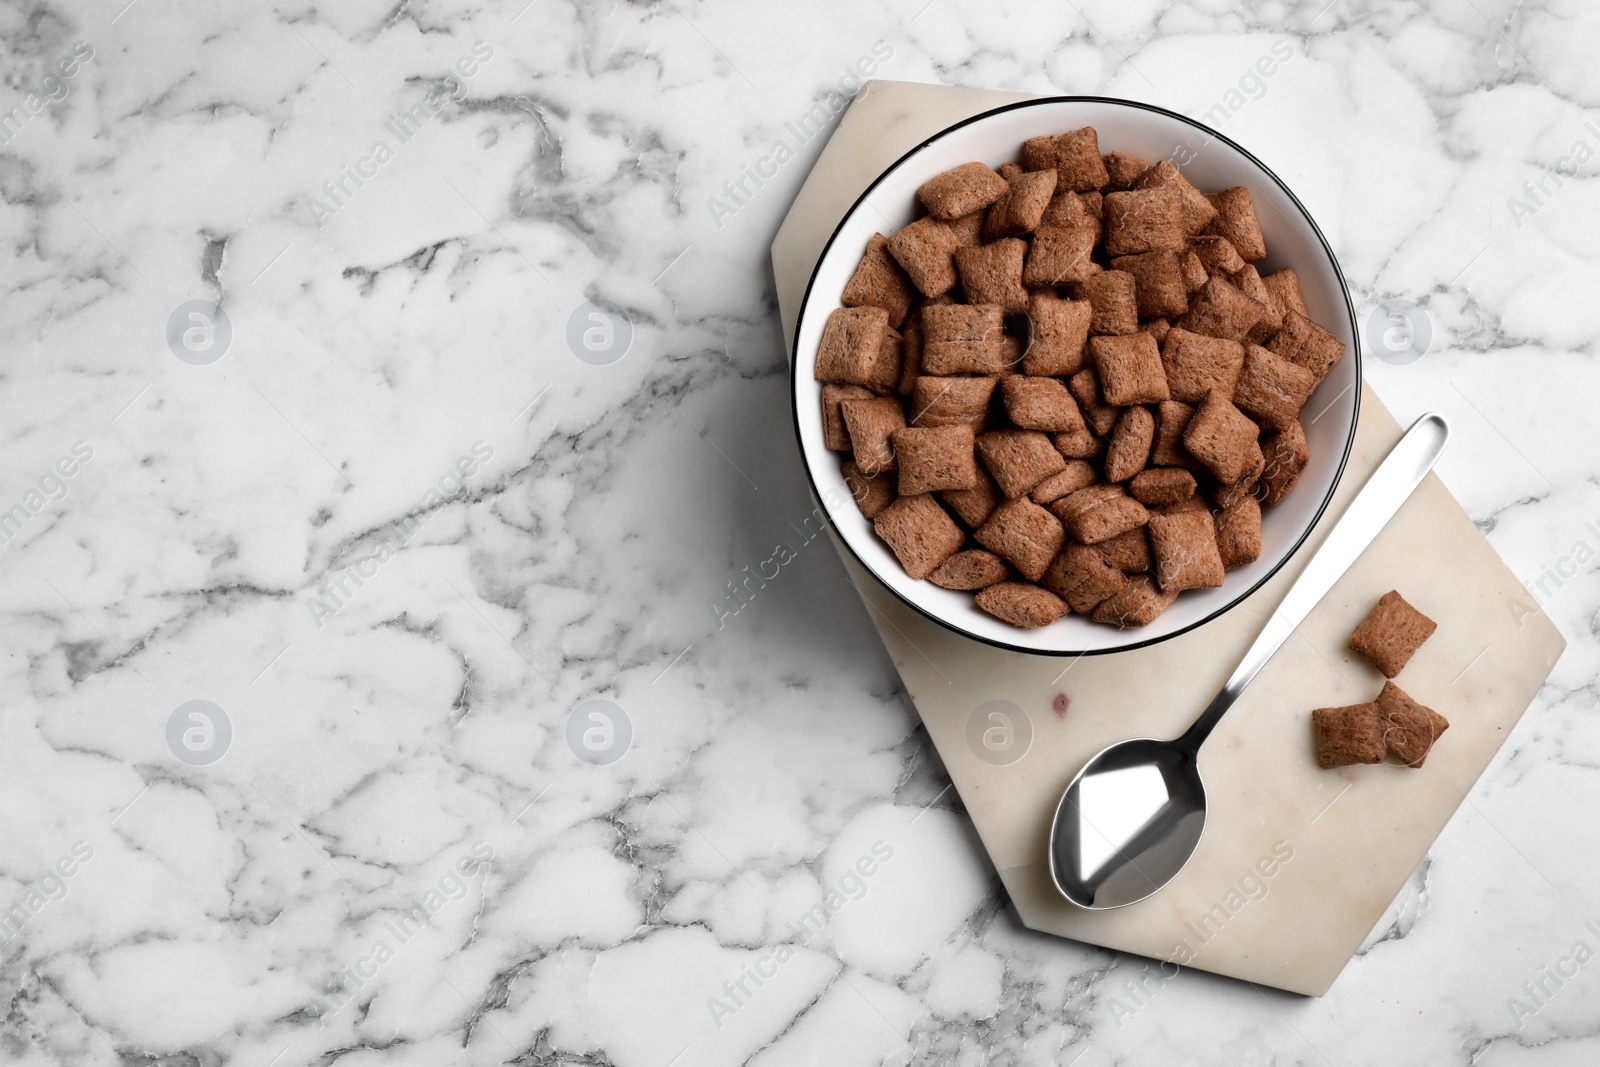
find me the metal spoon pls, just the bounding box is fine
[1048,413,1450,909]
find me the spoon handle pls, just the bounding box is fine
[1176,413,1451,753]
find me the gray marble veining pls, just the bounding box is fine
[0,0,1597,1064]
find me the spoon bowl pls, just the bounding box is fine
[1049,738,1208,909]
[1047,413,1452,909]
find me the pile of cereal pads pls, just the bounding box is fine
[815,127,1346,629]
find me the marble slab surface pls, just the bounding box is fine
[3,1,1599,1064]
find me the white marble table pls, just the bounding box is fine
[1,2,1596,1065]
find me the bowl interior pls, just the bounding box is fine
[794,98,1359,655]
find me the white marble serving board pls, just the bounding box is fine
[771,79,1566,997]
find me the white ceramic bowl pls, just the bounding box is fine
[791,97,1361,655]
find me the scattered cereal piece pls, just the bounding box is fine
[1105,406,1156,482]
[1091,575,1178,628]
[1148,508,1226,592]
[873,494,966,580]
[842,458,896,520]
[975,497,1067,581]
[918,161,1010,220]
[928,549,1011,590]
[1042,543,1127,613]
[1090,332,1170,405]
[842,233,916,327]
[1376,681,1449,767]
[976,582,1070,628]
[1349,590,1437,678]
[977,429,1069,498]
[893,425,979,495]
[1311,703,1386,769]
[1129,467,1196,507]
[840,396,906,475]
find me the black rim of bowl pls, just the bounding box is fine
[789,94,1362,657]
